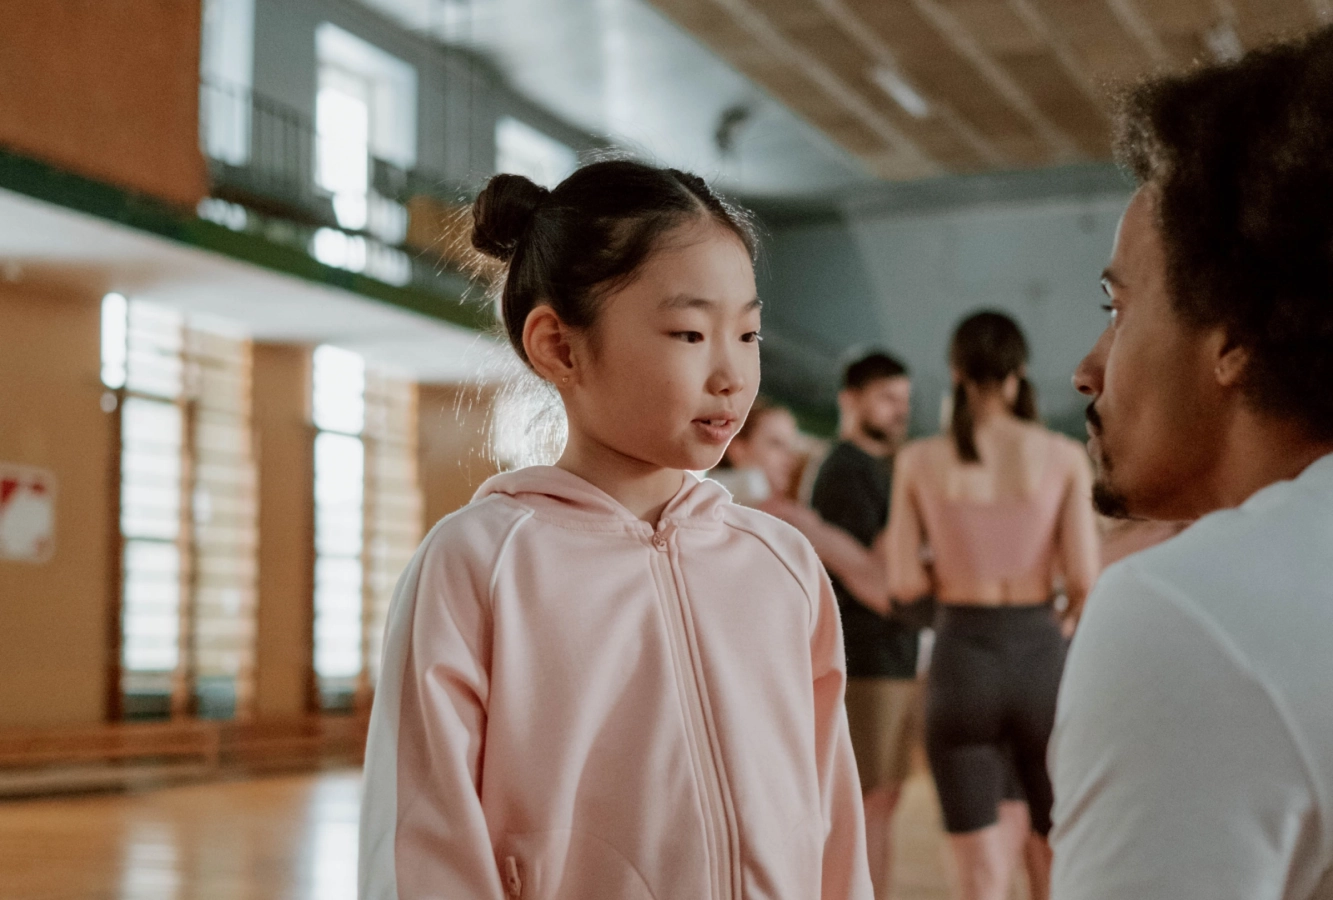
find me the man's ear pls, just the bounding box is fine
[1213,331,1251,389]
[523,305,577,386]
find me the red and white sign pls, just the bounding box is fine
[0,463,56,564]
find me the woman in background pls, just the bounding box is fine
[886,311,1100,900]
[723,400,895,617]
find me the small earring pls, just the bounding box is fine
[561,376,570,385]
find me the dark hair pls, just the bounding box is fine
[949,311,1037,463]
[842,351,909,391]
[471,160,758,368]
[1115,26,1333,440]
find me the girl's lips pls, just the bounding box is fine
[692,418,737,444]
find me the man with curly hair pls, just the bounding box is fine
[1052,25,1333,900]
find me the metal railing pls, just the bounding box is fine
[197,79,473,302]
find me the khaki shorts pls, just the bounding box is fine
[844,677,924,794]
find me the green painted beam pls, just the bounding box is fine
[0,145,493,332]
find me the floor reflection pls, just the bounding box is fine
[0,770,363,900]
[0,766,1030,900]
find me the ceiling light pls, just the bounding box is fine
[871,67,930,119]
[1204,21,1243,62]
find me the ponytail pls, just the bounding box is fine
[950,381,979,463]
[1014,376,1038,422]
[951,377,1038,464]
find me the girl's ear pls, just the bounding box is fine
[523,305,577,385]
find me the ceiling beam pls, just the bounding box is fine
[811,0,1009,168]
[1004,0,1113,116]
[1103,0,1173,68]
[706,0,943,177]
[909,0,1083,161]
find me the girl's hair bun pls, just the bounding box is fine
[470,173,551,263]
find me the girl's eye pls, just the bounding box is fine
[741,331,762,343]
[672,331,705,344]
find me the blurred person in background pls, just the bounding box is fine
[721,399,897,621]
[887,311,1100,900]
[1053,27,1333,900]
[776,351,924,900]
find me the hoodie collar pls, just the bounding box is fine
[474,465,731,530]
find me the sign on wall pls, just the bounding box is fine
[0,463,56,564]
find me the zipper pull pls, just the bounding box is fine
[651,524,669,551]
[503,856,522,897]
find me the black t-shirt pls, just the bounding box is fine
[810,441,920,679]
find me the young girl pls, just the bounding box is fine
[359,160,872,900]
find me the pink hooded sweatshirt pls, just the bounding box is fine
[359,466,873,900]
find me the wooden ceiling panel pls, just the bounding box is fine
[997,49,1110,156]
[849,76,994,170]
[845,0,1049,157]
[1229,0,1320,48]
[644,0,1328,181]
[780,19,877,89]
[938,1,1043,55]
[1138,0,1215,37]
[1025,0,1154,82]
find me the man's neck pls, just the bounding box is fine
[840,427,891,460]
[1183,412,1333,517]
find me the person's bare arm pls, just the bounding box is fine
[885,443,933,603]
[1055,439,1102,633]
[760,498,891,615]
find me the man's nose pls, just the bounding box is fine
[1073,330,1109,397]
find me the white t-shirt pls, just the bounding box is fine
[1051,453,1333,900]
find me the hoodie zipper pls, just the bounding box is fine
[648,521,737,900]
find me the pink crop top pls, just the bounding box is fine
[913,447,1067,587]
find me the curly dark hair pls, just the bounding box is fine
[1115,25,1333,440]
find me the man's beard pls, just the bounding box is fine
[860,420,904,447]
[1087,402,1132,519]
[861,422,889,444]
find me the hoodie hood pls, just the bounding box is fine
[473,465,731,529]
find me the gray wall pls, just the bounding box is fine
[250,0,605,189]
[755,165,1133,437]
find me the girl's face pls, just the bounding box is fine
[727,409,800,496]
[563,219,761,474]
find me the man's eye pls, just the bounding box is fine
[672,331,704,344]
[1101,304,1119,325]
[741,331,762,343]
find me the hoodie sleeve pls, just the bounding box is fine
[809,565,876,900]
[360,510,524,900]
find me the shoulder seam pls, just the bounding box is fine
[488,509,535,611]
[724,514,817,632]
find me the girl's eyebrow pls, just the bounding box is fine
[658,295,763,311]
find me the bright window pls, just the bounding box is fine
[495,116,578,189]
[311,347,421,710]
[315,23,416,245]
[200,0,255,165]
[103,296,258,720]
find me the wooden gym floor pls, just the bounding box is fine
[0,768,1027,900]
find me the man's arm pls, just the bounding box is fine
[761,497,890,614]
[1051,564,1314,900]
